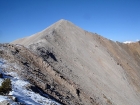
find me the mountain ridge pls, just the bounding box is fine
[1,19,140,105]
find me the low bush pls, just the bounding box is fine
[0,78,12,95]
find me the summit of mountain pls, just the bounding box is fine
[12,19,80,45]
[1,19,140,105]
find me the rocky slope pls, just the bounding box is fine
[0,62,60,105]
[0,19,140,105]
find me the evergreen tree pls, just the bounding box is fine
[0,78,12,95]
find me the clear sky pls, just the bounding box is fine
[0,0,140,43]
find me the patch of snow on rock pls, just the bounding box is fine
[0,96,8,102]
[0,59,61,105]
[10,76,60,105]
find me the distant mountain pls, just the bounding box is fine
[0,19,140,105]
[123,41,133,44]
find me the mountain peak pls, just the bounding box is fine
[53,19,70,25]
[57,19,68,22]
[11,19,81,45]
[2,19,140,105]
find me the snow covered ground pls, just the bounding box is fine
[0,59,61,105]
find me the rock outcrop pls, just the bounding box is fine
[0,19,140,105]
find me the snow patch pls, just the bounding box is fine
[123,41,133,44]
[123,39,140,44]
[0,96,8,102]
[10,77,61,105]
[0,78,4,86]
[0,59,61,105]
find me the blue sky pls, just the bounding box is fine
[0,0,140,43]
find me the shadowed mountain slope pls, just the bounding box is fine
[1,19,140,105]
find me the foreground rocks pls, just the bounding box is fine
[0,96,21,105]
[0,43,86,105]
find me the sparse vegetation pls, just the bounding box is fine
[0,78,12,95]
[0,50,4,54]
[0,73,3,78]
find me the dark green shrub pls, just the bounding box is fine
[0,78,12,95]
[0,73,3,78]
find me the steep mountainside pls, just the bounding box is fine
[0,19,140,105]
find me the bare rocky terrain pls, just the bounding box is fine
[0,19,140,105]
